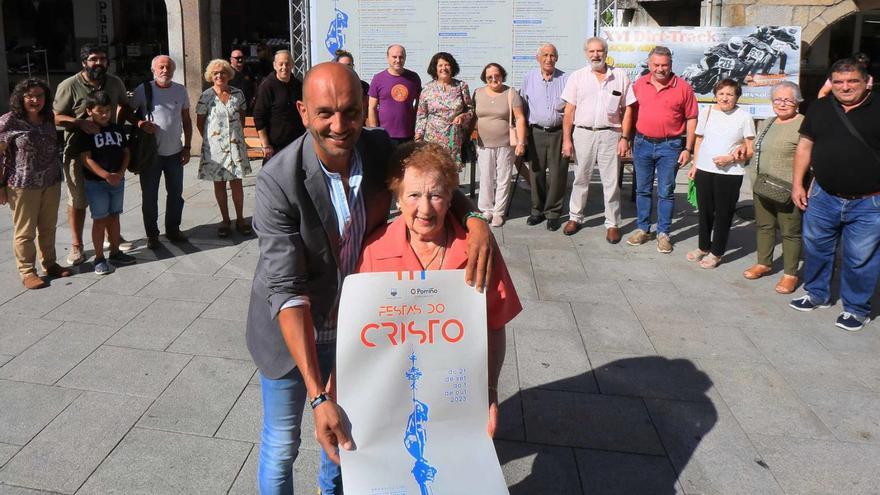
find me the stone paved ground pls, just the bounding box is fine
[0,160,879,494]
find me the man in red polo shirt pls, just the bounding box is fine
[626,46,698,253]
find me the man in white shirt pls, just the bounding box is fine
[561,37,636,243]
[130,55,193,249]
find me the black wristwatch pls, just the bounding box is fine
[309,393,330,410]
[686,148,694,154]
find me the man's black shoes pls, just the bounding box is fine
[526,214,545,226]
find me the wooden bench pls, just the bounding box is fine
[243,116,265,160]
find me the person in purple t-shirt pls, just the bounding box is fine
[367,44,422,144]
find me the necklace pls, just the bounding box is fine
[409,224,450,270]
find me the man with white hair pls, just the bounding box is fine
[520,43,569,231]
[561,37,635,243]
[253,50,306,160]
[130,55,192,249]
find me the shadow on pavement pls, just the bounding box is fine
[496,356,717,495]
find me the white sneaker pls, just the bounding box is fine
[491,215,505,228]
[104,237,134,252]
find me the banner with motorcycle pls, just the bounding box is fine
[602,26,801,118]
[335,270,509,495]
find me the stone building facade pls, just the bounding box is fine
[1,0,877,111]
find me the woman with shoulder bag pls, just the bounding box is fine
[415,52,473,169]
[472,63,527,227]
[686,79,756,269]
[742,81,805,294]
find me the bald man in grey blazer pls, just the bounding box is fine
[246,62,494,494]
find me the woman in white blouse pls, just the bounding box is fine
[686,79,755,269]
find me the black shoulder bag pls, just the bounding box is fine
[752,116,794,205]
[127,81,158,175]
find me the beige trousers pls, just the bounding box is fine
[63,156,87,209]
[569,127,621,228]
[7,183,62,277]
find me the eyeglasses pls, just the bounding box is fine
[232,56,244,61]
[772,98,797,106]
[485,75,503,81]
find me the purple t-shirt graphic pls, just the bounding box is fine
[368,69,422,139]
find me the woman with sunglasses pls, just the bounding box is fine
[472,63,527,227]
[742,81,805,294]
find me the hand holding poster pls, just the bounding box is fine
[602,26,801,117]
[336,270,509,495]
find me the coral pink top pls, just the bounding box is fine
[357,216,522,330]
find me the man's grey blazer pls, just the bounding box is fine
[246,129,393,379]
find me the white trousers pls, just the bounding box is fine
[476,145,515,218]
[569,127,621,227]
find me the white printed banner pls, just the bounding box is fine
[311,0,594,92]
[336,270,508,495]
[602,26,802,117]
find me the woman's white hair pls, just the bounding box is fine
[770,80,803,102]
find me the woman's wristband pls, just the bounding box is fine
[462,211,487,227]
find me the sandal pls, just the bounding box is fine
[686,248,709,262]
[743,264,772,280]
[217,221,231,238]
[775,275,799,294]
[236,221,253,236]
[699,253,722,269]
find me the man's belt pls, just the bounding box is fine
[637,133,684,144]
[832,190,880,200]
[530,124,562,132]
[576,125,612,131]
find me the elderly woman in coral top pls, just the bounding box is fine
[356,141,521,436]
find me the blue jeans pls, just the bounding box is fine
[140,152,184,237]
[84,179,124,219]
[632,135,683,235]
[803,181,880,318]
[258,344,342,494]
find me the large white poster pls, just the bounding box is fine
[336,270,508,494]
[311,0,595,91]
[602,26,801,117]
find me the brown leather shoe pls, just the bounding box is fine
[22,273,47,290]
[743,264,772,280]
[45,263,72,278]
[606,227,621,244]
[563,221,581,236]
[775,275,798,294]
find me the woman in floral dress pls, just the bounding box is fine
[414,52,473,168]
[196,59,252,237]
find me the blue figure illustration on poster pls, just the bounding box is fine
[324,1,349,56]
[404,352,437,495]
